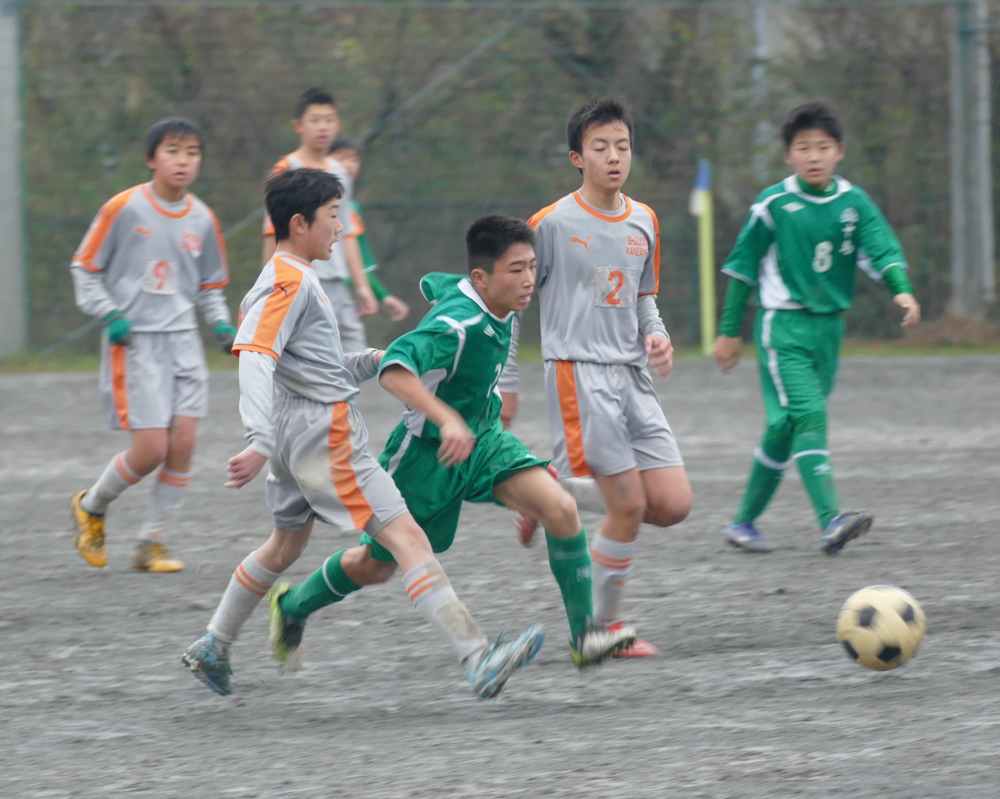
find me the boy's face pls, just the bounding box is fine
[569,121,632,194]
[784,128,845,189]
[472,242,536,315]
[293,104,340,151]
[289,198,342,261]
[331,147,361,182]
[146,134,202,191]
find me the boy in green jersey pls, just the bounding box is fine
[714,100,921,554]
[329,135,410,330]
[267,215,636,669]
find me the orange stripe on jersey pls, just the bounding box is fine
[141,183,193,219]
[328,402,375,531]
[268,156,293,178]
[75,186,142,272]
[572,191,632,223]
[110,344,130,430]
[245,257,304,358]
[200,207,230,289]
[343,208,366,240]
[527,197,564,231]
[633,200,661,296]
[555,361,591,478]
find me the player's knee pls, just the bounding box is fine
[607,492,646,527]
[129,441,169,474]
[645,488,693,528]
[541,491,581,537]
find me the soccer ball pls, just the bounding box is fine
[836,585,926,671]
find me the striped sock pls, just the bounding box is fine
[81,451,142,515]
[403,560,488,666]
[138,467,191,544]
[590,532,636,625]
[207,553,281,644]
[279,549,361,620]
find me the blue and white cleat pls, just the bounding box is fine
[467,624,546,700]
[820,511,873,554]
[724,521,774,553]
[180,633,233,695]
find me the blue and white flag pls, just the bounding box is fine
[689,159,712,216]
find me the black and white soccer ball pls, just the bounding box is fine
[836,585,926,671]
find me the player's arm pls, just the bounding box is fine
[714,199,774,370]
[857,193,920,328]
[196,208,237,352]
[635,207,673,377]
[498,313,520,429]
[343,237,377,317]
[342,348,384,383]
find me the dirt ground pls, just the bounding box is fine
[2,356,998,798]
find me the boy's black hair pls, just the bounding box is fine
[330,134,360,154]
[465,214,536,274]
[566,96,634,156]
[781,100,843,146]
[145,117,204,160]
[264,168,343,242]
[294,88,337,119]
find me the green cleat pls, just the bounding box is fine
[268,581,307,672]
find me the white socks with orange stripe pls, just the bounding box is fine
[591,532,636,625]
[207,553,281,647]
[403,560,489,667]
[138,467,190,544]
[81,451,142,516]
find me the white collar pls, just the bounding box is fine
[458,277,514,323]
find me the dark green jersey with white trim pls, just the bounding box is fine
[722,175,908,314]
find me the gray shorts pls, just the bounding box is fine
[543,360,683,478]
[320,278,367,354]
[99,329,208,431]
[267,392,409,533]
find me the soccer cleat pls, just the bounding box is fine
[513,513,539,547]
[570,619,637,668]
[268,581,306,672]
[133,543,184,573]
[181,633,233,695]
[821,511,874,554]
[609,620,659,658]
[724,521,774,553]
[69,490,107,568]
[467,624,546,699]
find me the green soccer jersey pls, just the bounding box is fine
[722,175,909,314]
[378,272,512,443]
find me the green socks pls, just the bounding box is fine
[734,422,794,524]
[545,528,593,640]
[279,549,361,620]
[792,412,839,529]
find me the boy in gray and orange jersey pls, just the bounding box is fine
[181,168,544,700]
[261,88,376,352]
[502,97,693,657]
[69,117,236,574]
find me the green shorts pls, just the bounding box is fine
[754,308,844,427]
[360,421,549,562]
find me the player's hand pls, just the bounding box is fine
[500,392,518,429]
[381,295,410,322]
[225,447,268,488]
[894,293,921,328]
[713,335,742,371]
[437,413,475,467]
[645,334,674,377]
[214,323,238,355]
[102,311,132,346]
[355,286,378,318]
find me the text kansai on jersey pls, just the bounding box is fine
[626,235,648,257]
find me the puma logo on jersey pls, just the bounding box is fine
[571,236,591,251]
[135,226,152,239]
[784,201,805,213]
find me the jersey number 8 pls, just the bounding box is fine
[812,241,834,273]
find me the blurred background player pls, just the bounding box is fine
[329,134,409,331]
[267,216,634,672]
[262,88,377,351]
[502,97,693,657]
[68,117,237,573]
[714,100,920,555]
[181,169,543,699]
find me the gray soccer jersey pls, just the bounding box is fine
[263,152,356,281]
[528,191,666,366]
[70,182,230,331]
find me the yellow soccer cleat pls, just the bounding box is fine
[70,490,107,568]
[133,543,185,573]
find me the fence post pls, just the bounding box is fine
[0,0,26,357]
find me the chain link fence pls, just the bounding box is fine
[19,0,986,351]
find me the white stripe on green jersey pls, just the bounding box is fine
[722,174,908,314]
